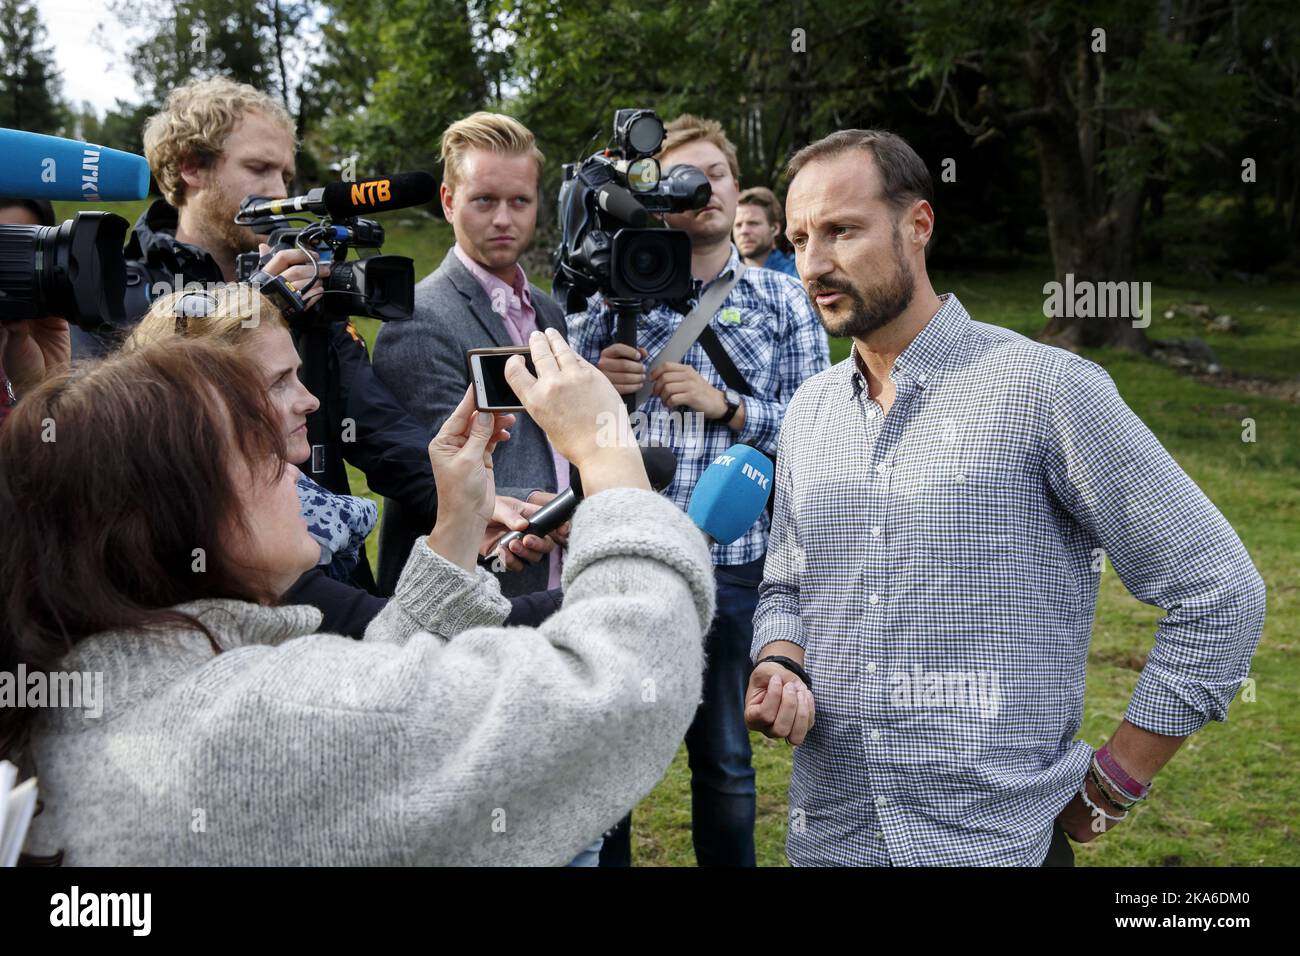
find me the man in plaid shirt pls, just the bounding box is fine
[746,129,1266,866]
[567,115,829,865]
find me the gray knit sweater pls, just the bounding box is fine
[25,488,715,865]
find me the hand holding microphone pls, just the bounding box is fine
[257,244,331,309]
[479,446,677,572]
[480,494,559,572]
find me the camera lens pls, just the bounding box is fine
[626,113,665,155]
[624,234,671,291]
[0,212,128,328]
[611,229,694,299]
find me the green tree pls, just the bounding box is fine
[906,0,1249,350]
[313,0,498,176]
[0,0,67,134]
[107,0,313,119]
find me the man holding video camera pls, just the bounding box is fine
[566,114,830,866]
[372,112,571,600]
[106,79,556,598]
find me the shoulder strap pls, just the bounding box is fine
[633,264,748,408]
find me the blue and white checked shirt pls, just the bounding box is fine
[753,293,1266,866]
[566,245,830,565]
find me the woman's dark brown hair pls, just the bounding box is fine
[0,338,288,768]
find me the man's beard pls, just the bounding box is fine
[194,186,260,258]
[807,228,915,338]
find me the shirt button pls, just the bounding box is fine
[871,526,881,538]
[875,795,888,807]
[868,593,880,606]
[866,662,877,675]
[875,463,888,476]
[954,473,965,484]
[870,729,881,741]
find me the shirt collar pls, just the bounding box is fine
[845,292,969,396]
[453,243,531,308]
[694,244,743,298]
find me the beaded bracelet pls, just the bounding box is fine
[1079,773,1128,823]
[1088,765,1135,814]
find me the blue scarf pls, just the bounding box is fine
[295,474,379,582]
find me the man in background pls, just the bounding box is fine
[734,186,798,277]
[568,114,829,866]
[372,112,570,600]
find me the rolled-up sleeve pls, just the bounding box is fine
[1043,356,1266,735]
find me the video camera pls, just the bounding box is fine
[0,212,130,331]
[553,109,711,312]
[0,128,149,330]
[233,172,436,323]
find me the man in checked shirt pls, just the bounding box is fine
[746,129,1267,866]
[568,115,830,865]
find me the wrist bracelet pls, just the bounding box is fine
[754,655,812,692]
[1096,744,1151,801]
[1088,764,1136,813]
[1091,756,1146,809]
[1079,774,1128,823]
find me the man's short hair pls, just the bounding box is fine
[439,112,544,193]
[737,186,783,230]
[143,77,295,208]
[786,129,933,214]
[658,114,740,181]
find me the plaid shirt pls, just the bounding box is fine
[754,293,1266,866]
[566,245,830,565]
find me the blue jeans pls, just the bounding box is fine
[599,557,762,867]
[566,838,604,867]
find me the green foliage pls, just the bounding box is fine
[313,0,498,175]
[0,0,67,134]
[106,0,313,114]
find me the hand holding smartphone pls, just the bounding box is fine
[467,346,536,412]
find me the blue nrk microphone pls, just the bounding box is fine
[0,128,151,202]
[687,444,774,545]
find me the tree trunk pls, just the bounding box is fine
[1033,123,1151,353]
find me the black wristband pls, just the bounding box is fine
[754,655,812,692]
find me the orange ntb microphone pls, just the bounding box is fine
[237,171,436,221]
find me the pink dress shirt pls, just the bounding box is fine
[454,244,570,587]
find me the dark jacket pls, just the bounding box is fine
[110,201,442,594]
[372,249,568,598]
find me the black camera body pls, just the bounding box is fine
[0,212,129,330]
[234,210,414,323]
[554,108,711,311]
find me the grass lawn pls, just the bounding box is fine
[62,200,1297,865]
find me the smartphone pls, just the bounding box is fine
[467,346,536,412]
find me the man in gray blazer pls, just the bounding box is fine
[373,112,570,599]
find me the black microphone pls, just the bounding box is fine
[480,446,677,572]
[595,182,650,227]
[237,171,436,221]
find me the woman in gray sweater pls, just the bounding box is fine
[0,328,715,865]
